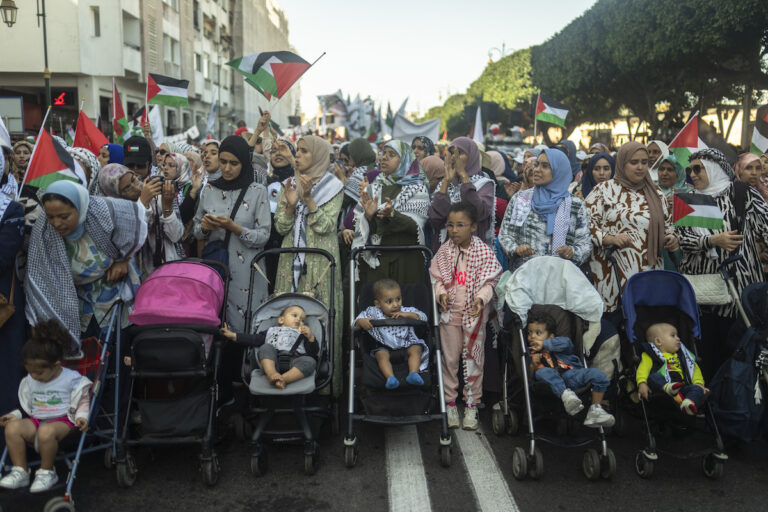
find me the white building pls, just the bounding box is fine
[0,0,298,140]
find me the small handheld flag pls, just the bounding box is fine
[24,130,83,189]
[112,78,130,143]
[750,104,768,156]
[147,73,189,107]
[535,93,569,128]
[673,193,723,230]
[73,111,109,156]
[229,51,321,100]
[668,112,707,169]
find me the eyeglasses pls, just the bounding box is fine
[687,164,705,175]
[155,149,167,156]
[118,172,141,195]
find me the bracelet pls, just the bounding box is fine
[163,209,173,214]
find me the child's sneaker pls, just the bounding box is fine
[446,404,460,429]
[0,466,30,489]
[462,406,478,430]
[560,389,584,416]
[29,468,58,493]
[385,376,400,390]
[680,398,699,416]
[583,404,615,428]
[405,372,424,386]
[662,382,683,396]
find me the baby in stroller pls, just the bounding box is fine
[354,278,429,390]
[221,305,318,389]
[527,311,615,428]
[637,322,707,416]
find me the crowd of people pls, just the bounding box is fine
[1,108,768,489]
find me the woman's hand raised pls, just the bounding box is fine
[283,178,299,209]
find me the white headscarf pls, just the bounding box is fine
[648,140,670,182]
[697,159,732,197]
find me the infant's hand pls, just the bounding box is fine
[528,339,543,352]
[0,413,14,427]
[219,324,237,342]
[75,418,89,432]
[300,325,315,342]
[638,382,650,401]
[392,311,418,320]
[356,318,373,331]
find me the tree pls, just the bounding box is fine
[466,48,536,109]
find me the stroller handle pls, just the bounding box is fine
[250,247,337,267]
[350,244,433,262]
[369,318,427,328]
[720,254,743,278]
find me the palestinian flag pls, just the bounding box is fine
[228,51,311,99]
[750,104,768,156]
[535,93,568,128]
[73,111,109,156]
[669,112,707,169]
[24,130,81,189]
[112,79,130,143]
[673,193,723,230]
[147,73,189,107]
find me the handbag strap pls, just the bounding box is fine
[8,274,14,303]
[223,185,249,251]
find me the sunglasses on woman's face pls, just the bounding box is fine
[687,164,705,175]
[155,149,167,156]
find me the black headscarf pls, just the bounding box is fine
[412,136,435,157]
[210,135,254,191]
[269,138,296,184]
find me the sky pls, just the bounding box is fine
[279,0,597,117]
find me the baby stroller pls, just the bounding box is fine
[238,248,337,476]
[118,259,227,487]
[497,256,616,481]
[621,269,727,479]
[0,303,123,512]
[344,245,452,468]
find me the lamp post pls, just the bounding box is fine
[487,42,512,64]
[0,0,18,27]
[37,0,51,107]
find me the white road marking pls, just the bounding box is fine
[386,425,432,512]
[454,426,520,512]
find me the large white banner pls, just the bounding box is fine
[392,114,441,142]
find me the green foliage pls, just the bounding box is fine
[419,93,470,135]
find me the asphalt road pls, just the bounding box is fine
[2,391,767,512]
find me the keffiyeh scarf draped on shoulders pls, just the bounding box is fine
[355,306,429,371]
[25,193,147,351]
[431,236,501,361]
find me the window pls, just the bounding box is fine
[91,6,100,37]
[203,54,210,80]
[163,35,181,65]
[193,0,200,30]
[162,0,179,10]
[194,53,202,72]
[127,101,138,119]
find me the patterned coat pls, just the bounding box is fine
[586,180,674,312]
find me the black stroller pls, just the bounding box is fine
[497,256,616,481]
[117,259,228,487]
[344,245,452,468]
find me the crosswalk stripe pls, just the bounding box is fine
[454,427,520,512]
[386,425,432,512]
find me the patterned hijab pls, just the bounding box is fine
[614,141,666,267]
[41,180,90,241]
[690,148,734,197]
[411,136,435,158]
[377,140,425,186]
[656,154,687,197]
[448,137,481,178]
[531,148,573,235]
[165,152,190,185]
[581,152,615,198]
[98,163,133,198]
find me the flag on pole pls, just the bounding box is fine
[73,111,109,156]
[535,93,569,128]
[65,125,75,146]
[206,88,218,136]
[228,51,312,100]
[24,130,82,188]
[668,112,707,169]
[112,79,130,143]
[147,73,189,107]
[673,193,723,229]
[395,97,408,119]
[750,104,768,156]
[471,106,483,143]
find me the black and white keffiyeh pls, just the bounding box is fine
[355,306,429,371]
[266,326,305,354]
[648,342,697,384]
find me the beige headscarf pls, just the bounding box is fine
[614,141,666,267]
[297,135,331,197]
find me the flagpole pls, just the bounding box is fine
[18,106,52,199]
[533,92,539,145]
[271,52,327,108]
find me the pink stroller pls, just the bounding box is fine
[118,259,228,488]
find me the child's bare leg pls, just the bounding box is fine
[260,358,282,387]
[280,367,306,386]
[591,391,605,405]
[406,345,423,374]
[375,350,394,378]
[4,419,36,469]
[36,422,72,470]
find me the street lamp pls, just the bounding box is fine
[487,42,512,64]
[0,0,18,27]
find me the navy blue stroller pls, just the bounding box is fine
[621,270,727,479]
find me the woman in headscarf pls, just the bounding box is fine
[589,142,610,155]
[411,136,435,161]
[498,148,591,271]
[273,135,344,394]
[200,139,221,181]
[341,138,380,234]
[677,149,768,379]
[586,141,678,317]
[67,146,102,194]
[646,140,669,182]
[25,181,146,349]
[352,139,431,287]
[185,151,203,175]
[100,162,184,276]
[428,137,495,252]
[579,152,615,199]
[734,152,768,203]
[193,135,270,332]
[421,155,445,195]
[11,140,33,183]
[654,154,691,270]
[98,143,125,168]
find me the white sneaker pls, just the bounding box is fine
[446,404,460,429]
[0,466,30,489]
[561,389,584,416]
[462,407,478,430]
[29,469,58,493]
[583,404,615,428]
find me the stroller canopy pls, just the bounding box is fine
[128,261,225,326]
[622,270,701,342]
[502,256,603,326]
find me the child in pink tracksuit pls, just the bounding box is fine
[430,201,501,430]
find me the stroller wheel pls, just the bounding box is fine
[116,453,137,488]
[528,447,544,480]
[702,454,724,480]
[250,452,268,476]
[201,454,220,487]
[507,410,519,436]
[600,448,617,480]
[344,444,359,468]
[439,445,452,468]
[582,449,601,481]
[511,447,528,480]
[231,414,252,442]
[103,448,114,470]
[304,451,320,476]
[491,408,506,436]
[634,450,654,479]
[43,496,75,512]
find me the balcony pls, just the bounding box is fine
[123,45,142,75]
[164,62,181,78]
